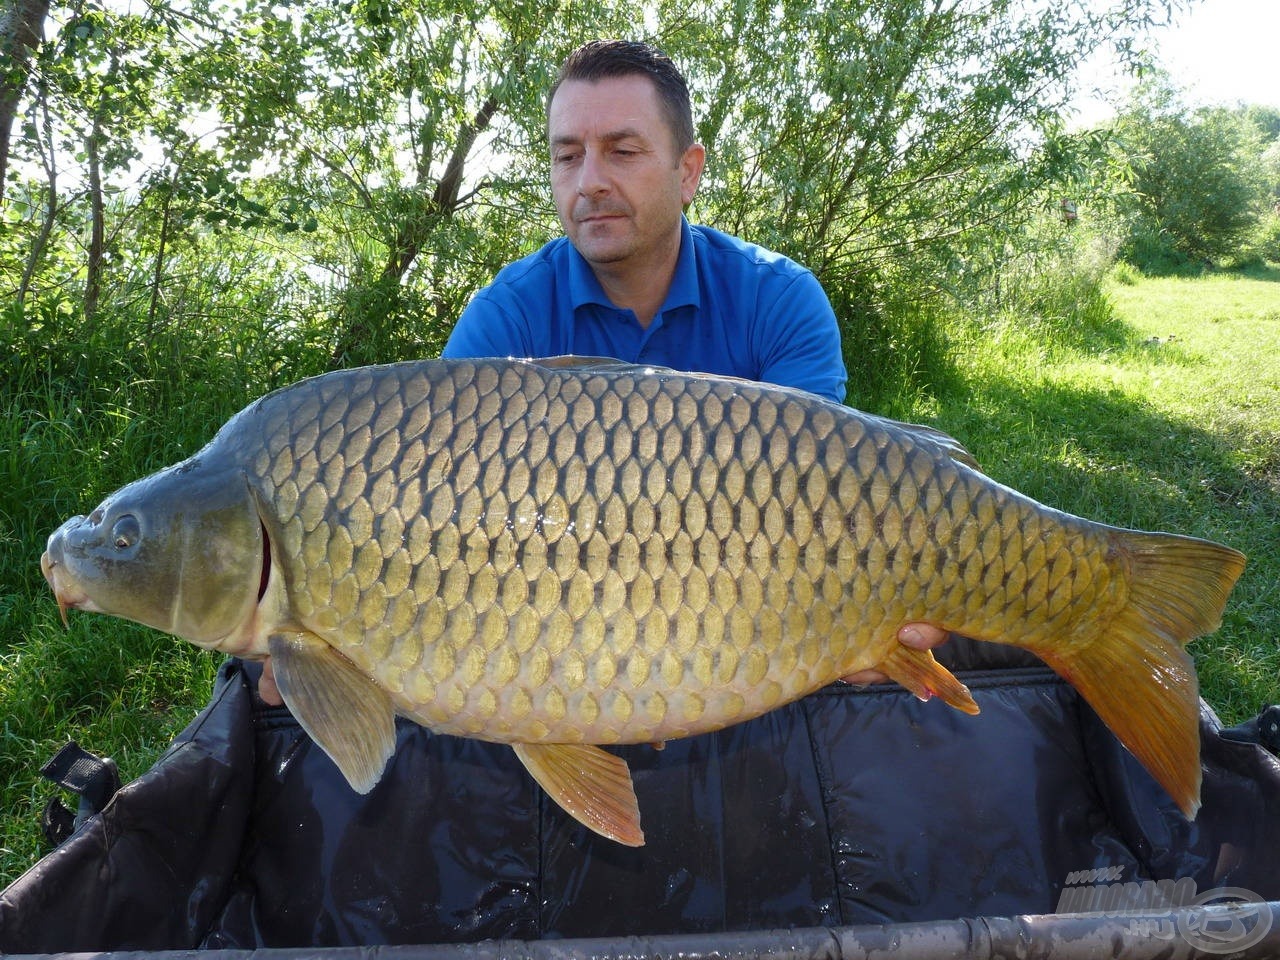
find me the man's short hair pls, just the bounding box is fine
[549,40,697,154]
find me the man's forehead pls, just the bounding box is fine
[548,75,667,141]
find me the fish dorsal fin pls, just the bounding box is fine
[268,631,397,793]
[533,354,636,369]
[528,357,979,472]
[873,415,983,472]
[529,355,678,376]
[512,742,645,847]
[527,359,982,472]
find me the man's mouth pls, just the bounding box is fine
[577,208,627,224]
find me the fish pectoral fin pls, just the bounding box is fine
[875,643,980,716]
[512,742,645,847]
[268,631,396,794]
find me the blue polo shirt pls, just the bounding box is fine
[442,219,848,404]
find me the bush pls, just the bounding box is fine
[1106,260,1141,285]
[1110,80,1271,269]
[827,275,957,418]
[1118,229,1203,276]
[1251,212,1280,265]
[946,208,1125,353]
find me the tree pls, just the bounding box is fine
[0,0,50,199]
[1109,77,1272,268]
[4,0,1186,387]
[650,0,1184,401]
[1243,105,1280,146]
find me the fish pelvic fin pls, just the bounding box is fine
[268,631,397,794]
[513,742,644,847]
[875,643,980,715]
[1032,531,1246,821]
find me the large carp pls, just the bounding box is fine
[42,357,1245,845]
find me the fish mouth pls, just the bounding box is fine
[40,548,103,627]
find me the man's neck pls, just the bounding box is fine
[589,231,682,329]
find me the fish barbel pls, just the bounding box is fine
[41,357,1246,845]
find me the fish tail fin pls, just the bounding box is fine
[1031,531,1246,820]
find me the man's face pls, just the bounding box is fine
[548,74,704,272]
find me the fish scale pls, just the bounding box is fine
[42,356,1246,846]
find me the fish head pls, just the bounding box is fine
[41,457,265,650]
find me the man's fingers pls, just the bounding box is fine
[840,668,890,685]
[897,623,949,649]
[258,657,284,706]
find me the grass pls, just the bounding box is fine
[0,267,1277,886]
[0,316,259,885]
[920,268,1280,723]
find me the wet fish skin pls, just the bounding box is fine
[42,357,1246,846]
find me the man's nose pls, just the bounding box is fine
[577,148,609,196]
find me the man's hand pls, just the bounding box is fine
[258,658,283,706]
[839,623,950,685]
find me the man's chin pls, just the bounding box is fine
[569,218,637,259]
[572,239,632,266]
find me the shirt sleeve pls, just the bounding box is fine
[441,291,535,360]
[753,270,848,404]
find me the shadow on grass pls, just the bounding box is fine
[1133,260,1280,283]
[1233,262,1280,283]
[954,376,1272,521]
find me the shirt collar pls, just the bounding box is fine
[567,217,700,314]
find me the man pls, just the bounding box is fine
[441,39,846,404]
[259,40,945,704]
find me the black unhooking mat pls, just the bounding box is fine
[2,638,1279,952]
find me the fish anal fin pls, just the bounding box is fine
[268,631,396,794]
[513,742,644,847]
[875,643,980,716]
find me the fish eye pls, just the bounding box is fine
[111,515,140,550]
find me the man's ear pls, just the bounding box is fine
[680,143,706,206]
